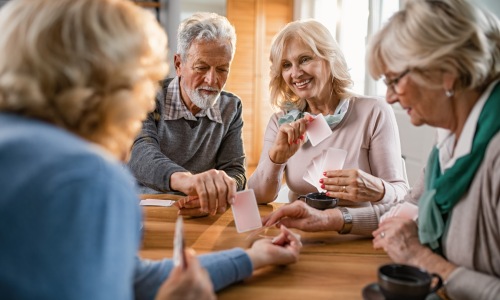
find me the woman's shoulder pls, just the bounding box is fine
[349,95,394,115]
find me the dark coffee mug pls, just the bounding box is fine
[297,192,338,210]
[378,264,443,300]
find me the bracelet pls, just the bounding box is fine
[338,207,353,234]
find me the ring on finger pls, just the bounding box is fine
[380,231,385,238]
[342,185,347,193]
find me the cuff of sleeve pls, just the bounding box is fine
[445,266,500,300]
[377,180,396,204]
[199,248,253,292]
[347,206,380,236]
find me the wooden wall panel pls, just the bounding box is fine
[226,0,293,170]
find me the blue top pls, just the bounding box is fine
[0,113,253,300]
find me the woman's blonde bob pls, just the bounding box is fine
[367,0,500,92]
[269,19,354,111]
[0,0,169,160]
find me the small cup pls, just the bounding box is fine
[378,264,443,300]
[297,192,338,210]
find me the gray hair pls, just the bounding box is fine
[367,0,500,92]
[177,12,236,61]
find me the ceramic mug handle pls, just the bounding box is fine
[429,273,443,293]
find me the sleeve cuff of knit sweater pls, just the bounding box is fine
[377,180,397,204]
[344,206,380,236]
[444,266,500,300]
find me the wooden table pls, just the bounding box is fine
[139,194,391,300]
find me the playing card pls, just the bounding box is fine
[306,114,332,146]
[231,189,263,233]
[321,148,347,172]
[173,216,187,269]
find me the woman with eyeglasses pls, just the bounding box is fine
[266,0,500,298]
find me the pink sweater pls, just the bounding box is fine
[248,96,409,205]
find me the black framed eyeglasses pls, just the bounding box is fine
[383,69,410,94]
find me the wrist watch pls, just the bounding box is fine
[338,207,353,234]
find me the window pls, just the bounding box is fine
[295,0,400,96]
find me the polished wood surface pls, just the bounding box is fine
[139,194,391,300]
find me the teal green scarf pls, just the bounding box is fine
[419,83,500,250]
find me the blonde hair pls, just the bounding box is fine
[269,19,354,111]
[367,0,500,92]
[0,0,168,160]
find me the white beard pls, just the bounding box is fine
[184,85,221,109]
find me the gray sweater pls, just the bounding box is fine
[128,77,246,194]
[349,132,500,299]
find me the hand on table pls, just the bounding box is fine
[174,196,209,217]
[262,200,341,232]
[246,225,302,269]
[322,169,385,202]
[170,169,236,216]
[155,248,215,300]
[268,116,313,164]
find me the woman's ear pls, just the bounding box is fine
[442,71,457,92]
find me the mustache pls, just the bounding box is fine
[196,86,220,93]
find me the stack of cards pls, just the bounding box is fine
[306,113,332,146]
[231,189,263,233]
[303,148,347,192]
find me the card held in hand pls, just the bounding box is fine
[173,216,187,269]
[232,189,263,233]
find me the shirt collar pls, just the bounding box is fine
[163,76,223,124]
[437,79,500,171]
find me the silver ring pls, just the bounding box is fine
[380,231,385,238]
[342,186,347,193]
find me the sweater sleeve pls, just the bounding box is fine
[128,90,188,193]
[133,248,253,300]
[248,113,287,203]
[368,99,410,204]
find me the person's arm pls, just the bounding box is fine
[134,248,253,300]
[215,98,246,191]
[367,99,410,203]
[135,226,302,300]
[248,114,287,203]
[128,87,188,193]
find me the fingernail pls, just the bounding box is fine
[271,236,279,244]
[300,135,304,140]
[323,172,326,176]
[229,197,235,205]
[321,184,325,189]
[319,179,323,183]
[325,192,330,196]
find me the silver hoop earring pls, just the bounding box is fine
[445,90,454,97]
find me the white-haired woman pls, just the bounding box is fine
[0,1,301,299]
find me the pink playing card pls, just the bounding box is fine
[232,189,263,233]
[306,114,332,146]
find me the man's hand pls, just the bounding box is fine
[171,169,236,215]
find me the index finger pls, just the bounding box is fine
[262,202,301,226]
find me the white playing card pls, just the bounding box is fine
[173,216,187,269]
[321,148,347,172]
[232,189,263,233]
[306,114,332,146]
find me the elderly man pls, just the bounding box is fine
[128,12,245,216]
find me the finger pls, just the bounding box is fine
[262,203,303,227]
[224,175,237,205]
[178,207,210,217]
[201,177,218,215]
